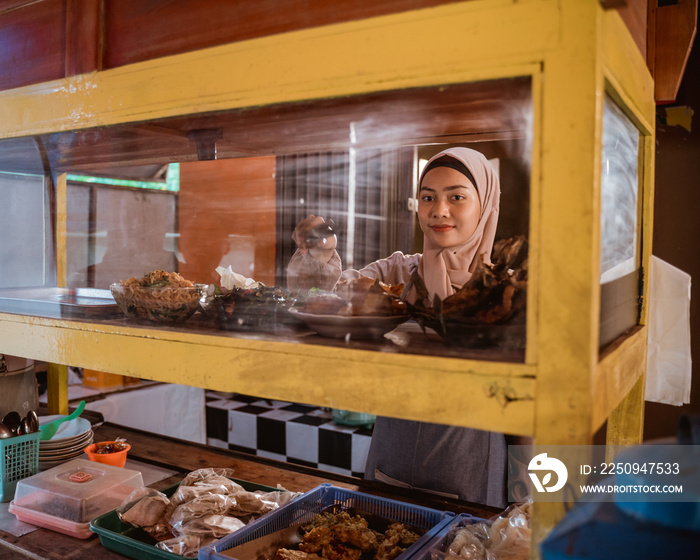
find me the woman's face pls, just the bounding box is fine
[417,166,481,249]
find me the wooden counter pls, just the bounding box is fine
[0,422,500,560]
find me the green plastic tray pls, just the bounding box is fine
[90,477,280,560]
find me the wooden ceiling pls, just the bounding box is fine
[0,77,532,178]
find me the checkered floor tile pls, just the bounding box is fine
[205,392,373,477]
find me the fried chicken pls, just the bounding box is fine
[290,511,420,560]
[375,523,420,560]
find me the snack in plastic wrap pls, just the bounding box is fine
[431,501,531,560]
[116,467,299,558]
[119,488,171,528]
[156,533,219,556]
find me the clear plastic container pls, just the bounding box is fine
[8,458,143,539]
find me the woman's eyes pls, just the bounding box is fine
[420,194,466,202]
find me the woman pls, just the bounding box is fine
[287,147,511,507]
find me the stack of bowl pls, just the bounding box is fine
[38,415,94,470]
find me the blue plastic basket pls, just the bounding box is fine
[199,483,455,560]
[405,513,490,560]
[0,431,40,503]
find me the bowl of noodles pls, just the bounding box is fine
[110,271,207,324]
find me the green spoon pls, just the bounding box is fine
[39,400,86,441]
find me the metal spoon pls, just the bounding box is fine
[26,410,39,433]
[0,422,13,439]
[2,411,21,434]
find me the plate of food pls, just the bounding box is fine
[290,277,409,339]
[111,270,206,324]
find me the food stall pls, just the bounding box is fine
[0,0,659,557]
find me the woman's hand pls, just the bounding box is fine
[292,215,337,262]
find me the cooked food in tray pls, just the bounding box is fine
[110,270,206,324]
[203,283,302,333]
[275,510,421,560]
[291,277,409,339]
[201,266,302,333]
[408,235,528,348]
[301,277,407,318]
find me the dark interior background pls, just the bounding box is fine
[646,40,700,440]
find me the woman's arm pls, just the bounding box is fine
[343,251,421,286]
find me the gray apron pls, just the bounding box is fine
[363,417,508,508]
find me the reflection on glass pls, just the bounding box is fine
[0,172,49,288]
[0,78,533,360]
[600,95,640,283]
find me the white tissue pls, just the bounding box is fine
[645,256,692,405]
[215,266,263,291]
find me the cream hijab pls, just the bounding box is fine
[416,147,500,303]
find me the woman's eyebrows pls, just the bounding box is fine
[420,184,470,192]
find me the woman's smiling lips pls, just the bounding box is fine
[431,224,454,232]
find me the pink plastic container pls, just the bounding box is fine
[8,458,143,538]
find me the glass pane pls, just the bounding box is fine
[599,95,642,348]
[600,95,640,283]
[0,78,532,361]
[0,172,48,288]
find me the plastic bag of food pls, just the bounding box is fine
[227,487,299,516]
[169,493,240,532]
[485,501,531,559]
[166,466,300,539]
[156,533,218,558]
[430,500,531,560]
[170,468,243,506]
[117,487,172,529]
[178,513,247,538]
[119,467,300,557]
[176,467,239,489]
[443,521,490,560]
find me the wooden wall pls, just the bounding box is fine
[177,157,277,286]
[0,0,458,91]
[1,1,693,103]
[645,42,700,440]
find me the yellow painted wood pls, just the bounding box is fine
[606,371,646,446]
[46,363,68,415]
[525,66,543,368]
[534,0,600,445]
[529,1,603,544]
[0,0,557,139]
[0,314,535,378]
[592,327,647,433]
[601,12,655,135]
[639,132,656,327]
[0,312,535,435]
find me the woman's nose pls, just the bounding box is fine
[432,199,449,217]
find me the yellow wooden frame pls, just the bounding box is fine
[0,0,655,546]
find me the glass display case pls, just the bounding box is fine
[0,77,533,361]
[0,0,656,547]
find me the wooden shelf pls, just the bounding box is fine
[0,0,657,550]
